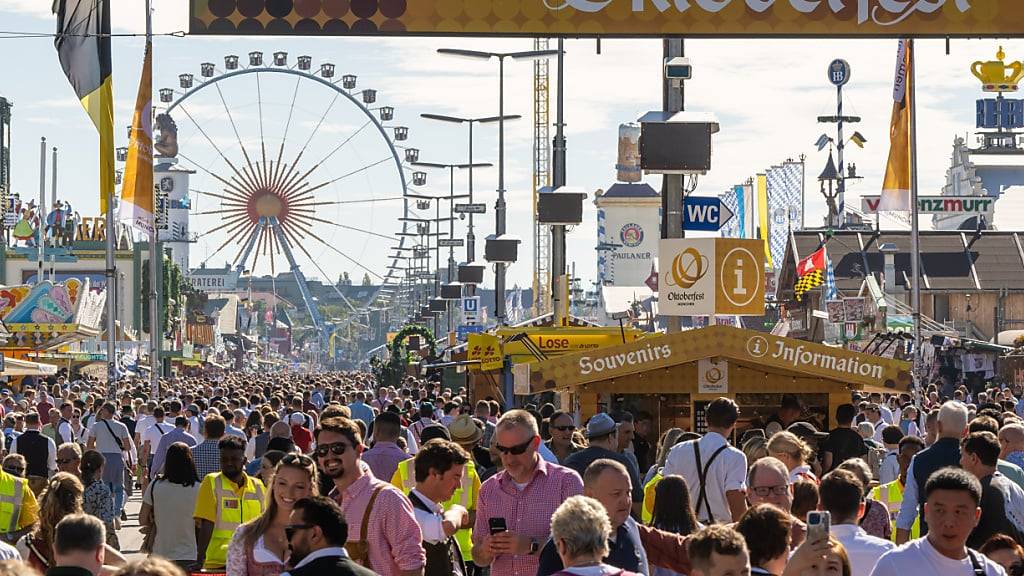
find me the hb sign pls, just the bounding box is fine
[658,238,765,317]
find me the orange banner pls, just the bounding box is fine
[119,41,154,234]
[191,0,1023,37]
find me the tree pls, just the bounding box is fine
[362,273,372,286]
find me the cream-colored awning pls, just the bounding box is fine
[2,357,58,377]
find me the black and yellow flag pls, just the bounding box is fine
[53,0,114,213]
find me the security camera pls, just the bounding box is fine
[665,57,691,81]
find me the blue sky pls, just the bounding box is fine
[2,0,1023,293]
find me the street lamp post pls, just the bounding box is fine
[438,48,558,325]
[420,113,518,266]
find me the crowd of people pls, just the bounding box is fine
[0,372,1016,576]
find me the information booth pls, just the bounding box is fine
[521,325,913,436]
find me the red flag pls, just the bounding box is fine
[796,247,826,278]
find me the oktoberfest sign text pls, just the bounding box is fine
[190,0,1020,37]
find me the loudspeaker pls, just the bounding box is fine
[485,236,520,263]
[538,192,586,225]
[458,264,486,284]
[440,283,462,299]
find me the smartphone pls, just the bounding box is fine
[806,511,831,543]
[488,517,508,535]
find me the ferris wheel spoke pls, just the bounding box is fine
[291,235,359,314]
[195,212,249,239]
[190,188,247,204]
[304,120,372,178]
[177,150,252,197]
[203,220,256,266]
[213,80,262,191]
[178,103,263,194]
[250,225,268,272]
[299,158,392,197]
[230,225,260,269]
[272,77,303,189]
[256,71,271,190]
[290,213,395,242]
[297,222,384,281]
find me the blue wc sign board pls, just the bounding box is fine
[682,197,734,232]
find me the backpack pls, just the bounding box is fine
[867,445,887,481]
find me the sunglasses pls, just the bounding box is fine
[495,437,535,455]
[282,453,314,466]
[284,524,314,541]
[315,442,349,458]
[551,425,575,432]
[56,457,79,465]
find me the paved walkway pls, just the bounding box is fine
[118,488,146,560]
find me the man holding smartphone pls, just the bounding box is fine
[472,410,583,576]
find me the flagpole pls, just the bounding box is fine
[145,0,159,398]
[908,38,922,400]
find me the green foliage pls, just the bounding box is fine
[142,255,187,334]
[371,324,437,387]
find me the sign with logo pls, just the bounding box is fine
[187,268,241,291]
[659,238,715,316]
[457,325,484,340]
[682,197,734,232]
[462,296,480,324]
[454,203,487,214]
[659,238,764,316]
[698,358,728,394]
[468,333,503,372]
[829,59,851,87]
[861,195,994,214]
[499,328,644,358]
[620,223,644,247]
[191,1,1024,38]
[524,325,912,394]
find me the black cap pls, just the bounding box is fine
[419,424,451,443]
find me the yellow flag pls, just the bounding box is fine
[880,39,912,212]
[757,173,772,268]
[119,41,154,233]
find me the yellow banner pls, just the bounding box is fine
[756,174,771,268]
[468,333,503,372]
[880,39,913,212]
[500,330,643,357]
[191,1,1024,37]
[120,41,154,233]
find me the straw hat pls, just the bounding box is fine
[448,414,483,445]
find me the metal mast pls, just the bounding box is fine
[532,38,552,317]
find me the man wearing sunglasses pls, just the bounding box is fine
[472,409,583,576]
[316,416,425,576]
[281,496,377,576]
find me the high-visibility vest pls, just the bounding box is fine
[391,457,478,562]
[871,480,920,542]
[0,472,24,534]
[204,473,266,570]
[641,472,663,525]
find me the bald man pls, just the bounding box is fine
[999,423,1024,470]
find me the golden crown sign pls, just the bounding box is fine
[971,47,1024,93]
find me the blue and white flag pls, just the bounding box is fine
[825,249,838,301]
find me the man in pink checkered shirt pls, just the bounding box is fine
[472,409,584,576]
[317,416,426,576]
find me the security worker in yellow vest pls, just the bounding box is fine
[870,435,925,541]
[0,465,38,545]
[194,435,266,570]
[392,419,480,572]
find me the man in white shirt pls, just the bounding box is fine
[871,467,1006,576]
[409,439,470,576]
[820,468,894,576]
[140,406,173,490]
[56,402,76,445]
[664,397,747,524]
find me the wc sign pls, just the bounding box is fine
[682,197,735,232]
[462,297,480,324]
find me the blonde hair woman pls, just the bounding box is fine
[767,431,817,484]
[225,453,319,575]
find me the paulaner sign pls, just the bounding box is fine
[190,0,1020,37]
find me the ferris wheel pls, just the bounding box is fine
[155,50,427,345]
